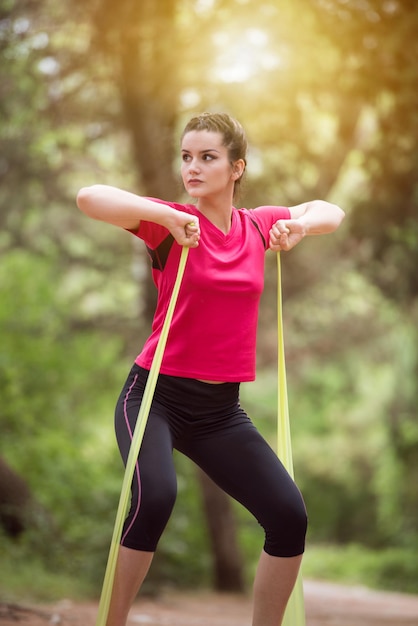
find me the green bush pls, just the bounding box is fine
[303,544,418,594]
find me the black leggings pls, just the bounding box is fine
[114,364,307,557]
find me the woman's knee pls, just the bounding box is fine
[122,478,177,551]
[263,490,308,557]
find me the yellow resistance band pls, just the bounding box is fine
[95,246,190,626]
[276,252,306,626]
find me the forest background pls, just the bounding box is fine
[1,0,418,604]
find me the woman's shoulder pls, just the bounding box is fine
[237,205,290,222]
[135,199,198,248]
[236,205,291,245]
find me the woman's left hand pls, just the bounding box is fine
[269,219,306,251]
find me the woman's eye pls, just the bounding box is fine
[203,153,214,161]
[182,154,190,161]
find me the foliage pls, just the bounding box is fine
[0,249,127,589]
[0,536,88,602]
[303,544,418,595]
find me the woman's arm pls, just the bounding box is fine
[77,184,200,247]
[288,200,345,234]
[269,200,345,251]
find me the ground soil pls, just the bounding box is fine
[1,580,418,625]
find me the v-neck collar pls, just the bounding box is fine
[194,206,237,242]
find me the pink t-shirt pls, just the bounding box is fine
[132,201,290,382]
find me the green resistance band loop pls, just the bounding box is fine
[276,252,306,626]
[95,245,190,626]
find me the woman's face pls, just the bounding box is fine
[181,130,239,200]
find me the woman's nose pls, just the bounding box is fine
[188,158,200,173]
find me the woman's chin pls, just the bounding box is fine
[187,190,201,199]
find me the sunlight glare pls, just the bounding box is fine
[180,88,201,109]
[195,0,215,14]
[213,28,282,84]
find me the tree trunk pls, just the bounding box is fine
[0,456,39,538]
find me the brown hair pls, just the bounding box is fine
[181,112,247,197]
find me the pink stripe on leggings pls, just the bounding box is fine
[121,373,142,545]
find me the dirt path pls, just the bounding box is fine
[1,581,418,625]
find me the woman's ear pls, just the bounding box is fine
[233,159,246,180]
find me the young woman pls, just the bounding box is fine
[77,112,345,626]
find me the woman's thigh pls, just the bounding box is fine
[114,366,178,551]
[181,421,307,556]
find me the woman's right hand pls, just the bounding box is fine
[168,211,200,248]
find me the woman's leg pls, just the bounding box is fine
[114,367,177,553]
[106,547,154,626]
[108,366,177,625]
[252,550,302,626]
[182,417,307,626]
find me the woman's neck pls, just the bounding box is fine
[197,194,234,235]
